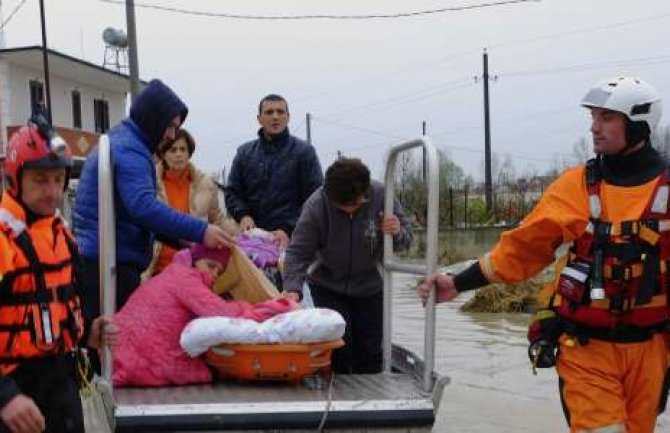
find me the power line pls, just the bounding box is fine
[313,116,569,163]
[501,54,670,78]
[488,10,670,50]
[292,51,479,104]
[439,142,568,163]
[430,106,578,138]
[217,119,306,148]
[323,79,476,119]
[0,0,28,32]
[312,116,408,141]
[218,133,252,148]
[100,0,540,20]
[291,10,670,104]
[342,136,566,164]
[292,118,306,135]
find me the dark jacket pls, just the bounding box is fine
[283,181,413,298]
[73,79,207,270]
[225,128,323,235]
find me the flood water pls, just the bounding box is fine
[391,273,670,433]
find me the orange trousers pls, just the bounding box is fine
[556,333,669,433]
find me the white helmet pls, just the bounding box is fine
[581,76,663,131]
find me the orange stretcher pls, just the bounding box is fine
[205,339,344,382]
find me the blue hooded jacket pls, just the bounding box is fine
[73,79,207,270]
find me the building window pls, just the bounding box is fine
[93,99,109,133]
[29,80,45,116]
[71,90,82,129]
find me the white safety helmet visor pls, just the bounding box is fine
[581,76,662,131]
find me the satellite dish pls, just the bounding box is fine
[102,28,128,48]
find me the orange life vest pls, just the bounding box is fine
[552,161,670,330]
[0,194,84,375]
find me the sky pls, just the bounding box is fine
[2,0,670,181]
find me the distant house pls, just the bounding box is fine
[0,45,139,187]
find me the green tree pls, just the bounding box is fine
[397,148,469,228]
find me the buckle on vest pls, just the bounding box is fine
[639,225,661,246]
[605,264,631,282]
[642,219,660,232]
[620,221,638,236]
[595,222,611,237]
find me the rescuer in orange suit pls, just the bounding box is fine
[0,115,117,433]
[418,76,669,433]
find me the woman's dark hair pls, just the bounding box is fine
[158,128,196,161]
[324,157,370,204]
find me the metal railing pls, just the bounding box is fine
[382,137,439,392]
[98,135,117,384]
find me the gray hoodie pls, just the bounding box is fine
[283,180,412,298]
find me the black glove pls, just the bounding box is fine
[527,309,562,373]
[528,339,558,371]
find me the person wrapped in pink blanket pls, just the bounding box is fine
[112,244,296,387]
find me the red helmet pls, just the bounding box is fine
[3,118,73,197]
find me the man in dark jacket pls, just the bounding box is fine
[283,158,412,374]
[73,80,234,348]
[225,94,323,248]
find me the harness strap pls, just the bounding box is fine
[0,284,77,306]
[61,230,83,340]
[0,324,32,332]
[588,293,668,310]
[13,231,55,346]
[0,351,76,364]
[0,258,73,292]
[563,320,666,344]
[603,261,668,280]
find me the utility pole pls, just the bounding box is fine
[482,48,493,213]
[0,1,6,49]
[38,0,52,123]
[306,112,312,145]
[125,0,140,100]
[422,120,427,180]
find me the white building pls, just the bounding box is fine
[0,45,135,183]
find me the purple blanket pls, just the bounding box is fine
[238,233,281,269]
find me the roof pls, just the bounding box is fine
[0,45,147,93]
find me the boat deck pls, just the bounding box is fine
[115,346,447,432]
[117,373,432,431]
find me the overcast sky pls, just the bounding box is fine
[2,0,669,181]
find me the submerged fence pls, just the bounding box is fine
[398,181,547,230]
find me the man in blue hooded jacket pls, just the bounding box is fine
[225,94,323,248]
[74,79,234,331]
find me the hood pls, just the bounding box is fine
[130,79,188,153]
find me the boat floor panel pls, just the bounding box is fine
[117,372,429,408]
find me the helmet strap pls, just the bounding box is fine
[625,120,650,149]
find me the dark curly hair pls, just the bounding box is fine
[324,157,370,205]
[158,128,195,161]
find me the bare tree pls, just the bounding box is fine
[571,136,591,164]
[497,154,516,186]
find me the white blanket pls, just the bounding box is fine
[180,308,346,357]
